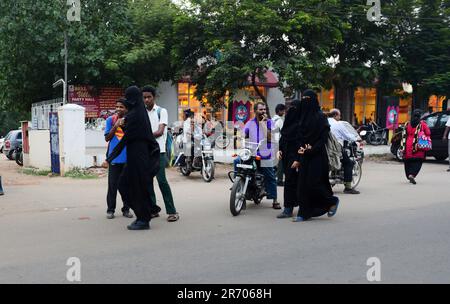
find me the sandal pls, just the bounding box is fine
[272,202,282,210]
[167,213,179,222]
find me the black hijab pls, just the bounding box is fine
[410,109,422,128]
[280,99,302,142]
[298,89,329,144]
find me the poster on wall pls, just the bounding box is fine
[386,105,399,130]
[68,85,124,118]
[232,100,251,127]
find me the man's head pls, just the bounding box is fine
[330,108,341,121]
[142,85,157,110]
[116,98,128,118]
[428,106,433,113]
[184,109,194,120]
[275,103,286,117]
[253,101,267,120]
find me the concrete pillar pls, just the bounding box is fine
[58,104,85,176]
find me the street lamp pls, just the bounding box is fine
[53,79,66,105]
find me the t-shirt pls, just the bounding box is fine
[148,105,168,153]
[328,118,359,146]
[105,115,127,164]
[446,117,450,139]
[244,118,273,160]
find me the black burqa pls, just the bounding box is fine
[279,99,302,208]
[107,86,161,223]
[296,90,338,219]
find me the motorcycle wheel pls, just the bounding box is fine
[351,161,362,189]
[180,166,191,176]
[368,134,380,146]
[15,151,23,166]
[215,135,230,149]
[201,159,215,183]
[230,177,245,216]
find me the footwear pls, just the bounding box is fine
[122,211,134,218]
[446,168,450,172]
[292,216,306,222]
[344,188,360,194]
[151,213,160,218]
[106,212,115,219]
[272,202,282,210]
[327,199,340,217]
[408,175,416,184]
[127,220,150,230]
[277,181,284,187]
[277,208,293,218]
[167,213,179,222]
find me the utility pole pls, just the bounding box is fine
[64,31,68,104]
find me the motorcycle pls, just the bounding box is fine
[14,143,23,166]
[227,141,267,216]
[329,140,364,189]
[173,129,215,182]
[358,122,388,145]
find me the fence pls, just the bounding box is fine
[31,98,64,130]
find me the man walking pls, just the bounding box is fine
[104,98,133,219]
[328,108,361,194]
[272,103,286,186]
[143,86,179,222]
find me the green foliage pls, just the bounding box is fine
[65,167,97,179]
[0,111,30,137]
[22,168,52,176]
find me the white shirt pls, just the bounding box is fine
[328,118,358,146]
[272,114,284,142]
[148,105,168,153]
[446,117,450,139]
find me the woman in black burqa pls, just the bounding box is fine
[276,99,302,218]
[293,89,339,222]
[106,86,161,230]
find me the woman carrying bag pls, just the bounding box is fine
[400,110,432,184]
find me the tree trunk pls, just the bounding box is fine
[334,83,354,122]
[251,71,271,118]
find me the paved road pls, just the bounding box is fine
[0,154,449,283]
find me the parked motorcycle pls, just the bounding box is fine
[173,129,215,182]
[228,141,267,216]
[14,143,23,166]
[329,140,364,189]
[358,122,388,145]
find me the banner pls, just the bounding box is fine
[386,105,399,130]
[232,100,251,127]
[68,85,124,118]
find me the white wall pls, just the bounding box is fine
[156,80,178,124]
[28,130,51,170]
[267,87,286,116]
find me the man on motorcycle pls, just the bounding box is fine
[240,101,280,209]
[328,109,361,194]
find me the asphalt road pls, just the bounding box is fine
[0,154,449,283]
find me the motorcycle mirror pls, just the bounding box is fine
[359,130,367,136]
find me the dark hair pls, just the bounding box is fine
[142,85,156,97]
[275,103,286,114]
[253,101,266,112]
[116,97,126,105]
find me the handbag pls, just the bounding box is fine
[416,123,432,151]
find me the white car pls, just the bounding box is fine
[0,137,4,154]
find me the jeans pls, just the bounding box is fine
[150,153,177,214]
[107,163,130,213]
[342,147,354,184]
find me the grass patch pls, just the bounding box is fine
[22,168,52,176]
[64,167,98,179]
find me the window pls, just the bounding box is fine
[354,88,376,125]
[437,113,450,127]
[318,89,334,113]
[424,114,438,128]
[16,132,22,140]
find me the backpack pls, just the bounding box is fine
[326,131,342,171]
[156,107,173,166]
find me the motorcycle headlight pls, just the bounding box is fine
[238,149,252,161]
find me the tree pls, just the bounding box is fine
[0,0,130,112]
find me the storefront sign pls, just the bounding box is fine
[232,100,251,125]
[68,85,123,118]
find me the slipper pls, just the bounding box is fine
[292,216,306,222]
[272,202,282,210]
[327,199,340,218]
[167,213,179,222]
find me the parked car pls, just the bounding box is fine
[2,130,22,160]
[391,110,450,161]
